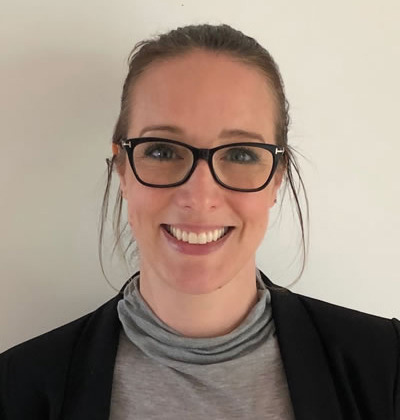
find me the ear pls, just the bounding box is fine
[113,145,128,200]
[118,169,128,200]
[271,169,284,206]
[273,169,284,190]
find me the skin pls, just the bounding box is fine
[117,50,283,338]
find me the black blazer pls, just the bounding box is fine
[1,271,399,420]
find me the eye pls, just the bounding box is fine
[143,143,182,161]
[222,147,260,164]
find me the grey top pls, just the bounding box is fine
[109,271,295,419]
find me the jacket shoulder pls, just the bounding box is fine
[0,295,121,418]
[296,293,400,417]
[298,293,399,387]
[296,292,400,346]
[1,301,102,365]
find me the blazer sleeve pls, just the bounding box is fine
[393,318,400,420]
[0,313,91,419]
[297,293,400,420]
[0,294,121,420]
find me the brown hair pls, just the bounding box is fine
[99,24,308,286]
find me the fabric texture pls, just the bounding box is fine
[110,270,294,419]
[117,270,274,366]
[0,270,399,420]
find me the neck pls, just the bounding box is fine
[138,262,259,338]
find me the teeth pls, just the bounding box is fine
[176,228,182,240]
[167,226,229,244]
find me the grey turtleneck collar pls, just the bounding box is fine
[117,269,275,369]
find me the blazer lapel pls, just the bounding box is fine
[260,271,343,420]
[61,272,344,420]
[60,293,123,420]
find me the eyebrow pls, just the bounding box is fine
[139,125,265,142]
[219,129,265,142]
[139,125,183,137]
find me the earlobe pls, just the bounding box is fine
[117,170,128,200]
[114,151,128,200]
[120,178,127,200]
[270,171,283,207]
[120,185,127,200]
[274,169,284,189]
[270,197,278,208]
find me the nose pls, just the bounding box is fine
[174,160,224,211]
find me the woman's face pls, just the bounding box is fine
[118,50,282,295]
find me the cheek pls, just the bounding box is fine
[233,193,272,229]
[254,206,270,231]
[125,185,169,233]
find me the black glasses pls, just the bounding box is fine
[120,137,284,192]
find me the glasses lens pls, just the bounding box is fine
[133,141,193,185]
[213,145,274,190]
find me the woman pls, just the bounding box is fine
[1,24,399,420]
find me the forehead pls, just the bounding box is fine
[128,50,277,143]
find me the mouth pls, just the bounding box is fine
[161,224,234,245]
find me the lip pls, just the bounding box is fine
[161,224,234,255]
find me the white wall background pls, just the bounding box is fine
[1,0,399,352]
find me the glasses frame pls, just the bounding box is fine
[120,137,285,192]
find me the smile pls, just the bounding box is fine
[163,225,231,244]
